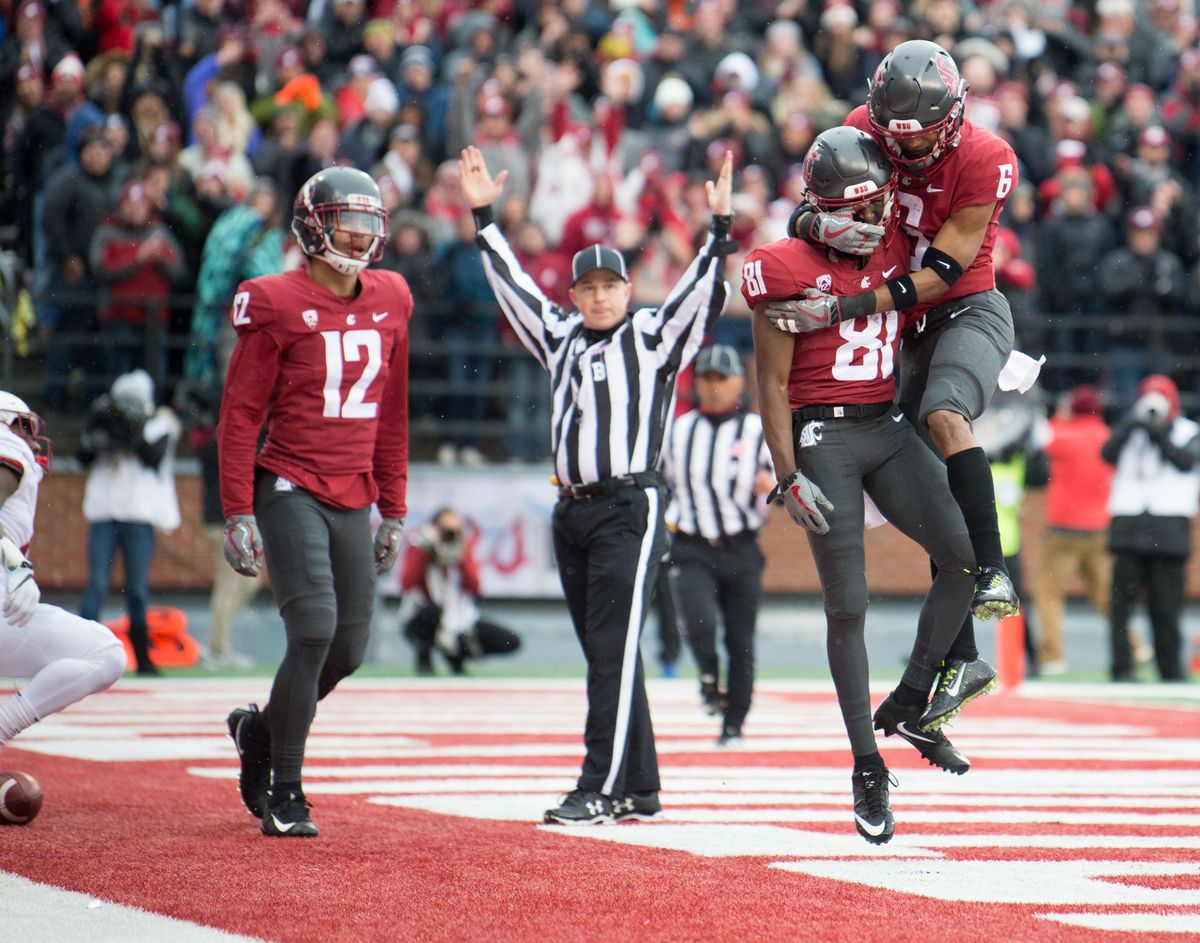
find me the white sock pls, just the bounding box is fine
[0,691,40,744]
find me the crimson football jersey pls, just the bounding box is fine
[846,105,1018,317]
[742,232,913,408]
[218,267,413,518]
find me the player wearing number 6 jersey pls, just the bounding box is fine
[217,167,412,837]
[749,127,981,845]
[769,40,1023,625]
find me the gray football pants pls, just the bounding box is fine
[254,470,376,785]
[795,408,975,757]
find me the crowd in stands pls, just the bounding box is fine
[3,0,1200,461]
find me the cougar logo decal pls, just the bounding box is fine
[799,420,824,448]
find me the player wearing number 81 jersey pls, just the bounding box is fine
[749,127,980,845]
[217,167,412,838]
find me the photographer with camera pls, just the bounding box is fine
[399,508,520,675]
[77,369,181,675]
[1101,375,1199,681]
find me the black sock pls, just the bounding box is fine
[273,779,302,798]
[945,447,1005,570]
[946,612,979,662]
[853,751,885,772]
[893,681,928,707]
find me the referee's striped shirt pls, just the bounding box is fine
[664,410,773,540]
[475,218,731,487]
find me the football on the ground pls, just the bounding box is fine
[0,771,43,824]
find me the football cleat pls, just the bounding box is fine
[971,565,1021,619]
[227,704,271,818]
[873,693,969,775]
[716,723,743,747]
[543,790,613,825]
[611,791,662,822]
[920,658,998,731]
[852,766,896,844]
[699,676,723,716]
[260,790,319,838]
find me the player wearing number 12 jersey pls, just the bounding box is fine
[749,127,978,845]
[218,167,412,838]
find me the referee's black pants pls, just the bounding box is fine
[668,532,764,730]
[552,484,667,797]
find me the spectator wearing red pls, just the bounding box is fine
[1035,386,1114,674]
[558,173,621,260]
[89,179,184,386]
[95,0,158,55]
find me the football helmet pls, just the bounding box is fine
[0,391,51,471]
[867,39,967,172]
[801,126,898,230]
[292,167,388,275]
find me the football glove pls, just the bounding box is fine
[373,517,405,574]
[808,212,885,256]
[764,289,844,334]
[0,535,39,627]
[769,469,834,535]
[223,514,264,577]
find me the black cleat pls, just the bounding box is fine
[971,565,1021,619]
[227,704,271,818]
[260,790,319,837]
[852,766,896,845]
[920,658,998,731]
[611,791,662,822]
[699,676,723,716]
[873,694,970,775]
[543,790,612,825]
[716,723,743,747]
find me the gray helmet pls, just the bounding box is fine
[801,126,897,227]
[867,39,967,172]
[292,166,388,275]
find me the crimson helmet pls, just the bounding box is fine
[867,40,967,172]
[0,391,51,471]
[292,167,388,275]
[801,126,898,230]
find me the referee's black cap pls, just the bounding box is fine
[695,343,744,377]
[571,244,628,285]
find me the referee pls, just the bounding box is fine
[458,145,734,825]
[664,344,773,746]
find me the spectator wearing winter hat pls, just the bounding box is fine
[1102,374,1199,681]
[813,3,870,102]
[396,45,450,158]
[176,0,233,71]
[1035,385,1114,675]
[997,81,1056,186]
[0,0,69,106]
[644,74,694,171]
[50,53,105,169]
[340,76,400,168]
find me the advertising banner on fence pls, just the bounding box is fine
[380,464,562,598]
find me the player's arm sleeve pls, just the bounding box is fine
[373,278,412,520]
[473,207,573,370]
[644,217,735,372]
[217,285,280,518]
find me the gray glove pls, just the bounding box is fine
[373,517,405,573]
[811,213,885,256]
[769,469,834,535]
[223,514,264,576]
[765,289,843,334]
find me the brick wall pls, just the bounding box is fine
[33,472,1200,596]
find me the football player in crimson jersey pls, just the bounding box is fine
[768,40,1024,627]
[750,127,989,845]
[218,167,412,838]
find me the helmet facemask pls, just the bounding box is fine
[872,94,966,172]
[300,201,388,275]
[0,397,52,472]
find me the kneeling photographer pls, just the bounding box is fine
[400,508,520,675]
[1102,375,1200,681]
[77,370,181,675]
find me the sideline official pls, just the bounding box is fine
[459,145,734,825]
[664,344,773,746]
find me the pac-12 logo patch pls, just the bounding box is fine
[302,309,319,329]
[816,274,832,294]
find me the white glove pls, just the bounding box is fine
[769,469,835,535]
[1,535,39,627]
[373,518,405,573]
[810,212,885,256]
[223,514,264,576]
[764,289,843,334]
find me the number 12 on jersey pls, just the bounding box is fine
[321,329,382,419]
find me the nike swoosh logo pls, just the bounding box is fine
[948,306,971,319]
[855,813,887,836]
[927,185,944,193]
[883,266,899,278]
[946,671,965,697]
[896,721,936,743]
[372,312,390,322]
[271,815,296,833]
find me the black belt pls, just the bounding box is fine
[678,530,757,548]
[557,471,660,501]
[793,401,893,422]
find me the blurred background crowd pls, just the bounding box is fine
[2,0,1200,462]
